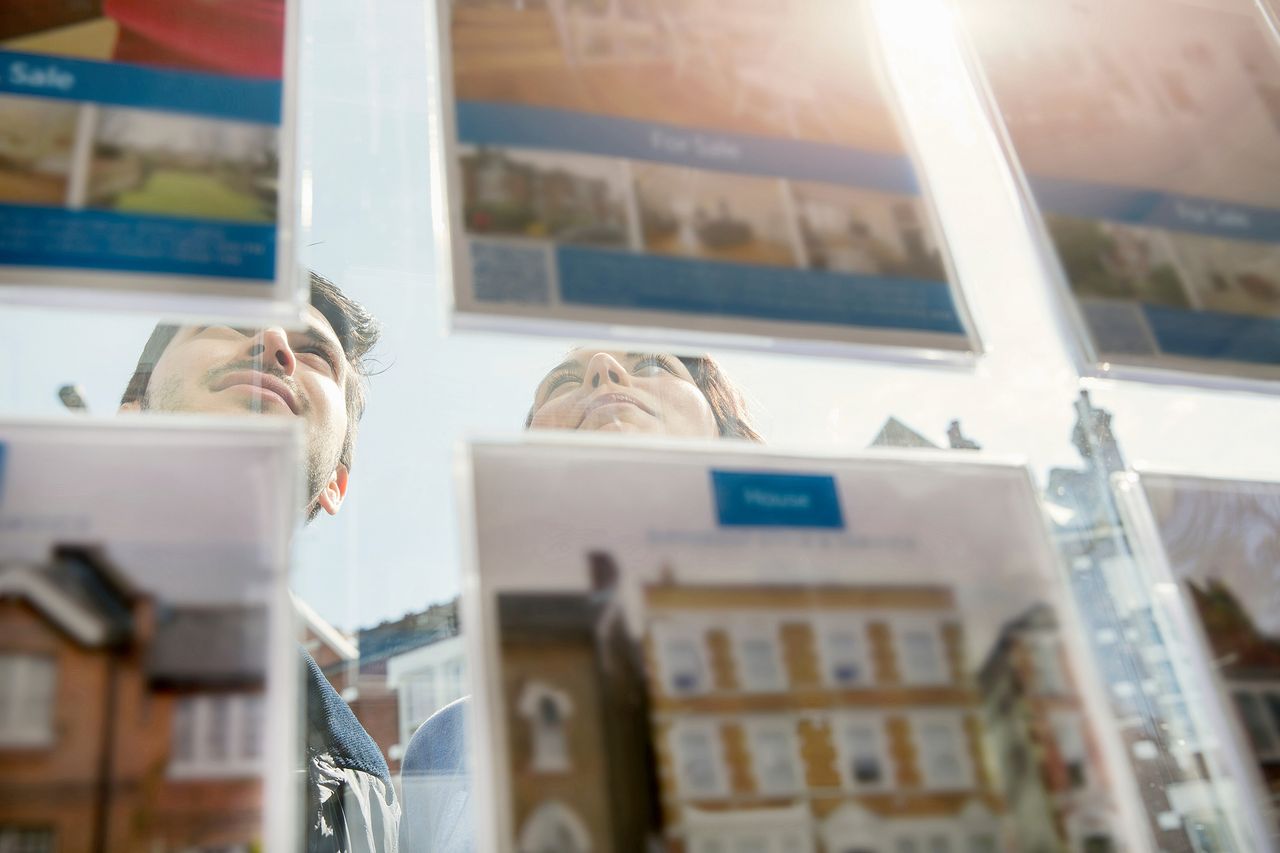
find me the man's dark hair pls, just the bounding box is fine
[121,271,381,472]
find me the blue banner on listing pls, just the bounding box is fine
[555,245,965,334]
[0,50,282,124]
[456,101,920,194]
[1144,305,1280,366]
[1029,176,1280,243]
[712,471,844,529]
[0,205,276,281]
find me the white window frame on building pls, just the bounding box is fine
[884,803,999,853]
[832,713,894,791]
[744,717,804,795]
[816,617,872,689]
[892,618,950,686]
[1229,681,1280,762]
[1030,632,1069,696]
[1049,708,1091,789]
[0,827,55,853]
[387,633,468,752]
[910,712,975,791]
[685,803,815,853]
[516,680,574,774]
[653,621,712,697]
[731,623,788,692]
[669,719,729,798]
[0,653,56,748]
[169,692,265,779]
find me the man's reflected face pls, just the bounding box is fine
[529,349,718,437]
[138,307,350,512]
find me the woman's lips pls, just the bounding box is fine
[577,392,654,427]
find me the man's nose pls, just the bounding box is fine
[249,327,297,376]
[584,352,630,390]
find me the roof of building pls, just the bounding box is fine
[1189,579,1280,676]
[0,545,136,647]
[977,601,1057,688]
[147,605,268,688]
[496,590,609,640]
[644,581,957,612]
[869,416,938,449]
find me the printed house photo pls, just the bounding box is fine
[87,107,278,224]
[633,163,797,267]
[963,0,1280,210]
[450,0,905,151]
[1149,477,1280,832]
[1,0,285,78]
[0,544,273,852]
[0,95,78,207]
[490,551,1120,853]
[1046,216,1193,309]
[791,181,947,281]
[1165,232,1280,319]
[459,145,631,248]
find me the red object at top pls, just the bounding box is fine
[106,0,285,79]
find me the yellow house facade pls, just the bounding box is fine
[643,582,1006,853]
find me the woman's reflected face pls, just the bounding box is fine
[529,349,719,437]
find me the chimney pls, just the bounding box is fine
[588,551,618,592]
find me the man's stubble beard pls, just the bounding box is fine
[143,368,336,515]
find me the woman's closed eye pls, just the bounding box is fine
[543,369,583,399]
[632,353,681,377]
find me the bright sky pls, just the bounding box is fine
[3,0,1280,634]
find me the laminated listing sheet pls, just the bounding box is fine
[437,0,977,358]
[0,418,299,852]
[0,0,300,320]
[451,439,1153,852]
[960,0,1280,382]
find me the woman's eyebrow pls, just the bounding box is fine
[542,357,582,378]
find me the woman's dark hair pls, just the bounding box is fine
[675,355,762,442]
[524,351,762,442]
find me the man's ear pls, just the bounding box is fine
[119,401,141,413]
[316,463,349,516]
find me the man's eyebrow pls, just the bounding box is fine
[301,325,344,361]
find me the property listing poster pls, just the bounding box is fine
[0,418,299,852]
[439,0,976,355]
[0,0,295,310]
[460,441,1149,853]
[960,0,1280,380]
[1142,473,1280,842]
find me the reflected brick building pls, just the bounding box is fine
[0,546,268,853]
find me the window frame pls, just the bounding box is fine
[0,653,57,748]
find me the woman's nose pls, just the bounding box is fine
[584,352,630,389]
